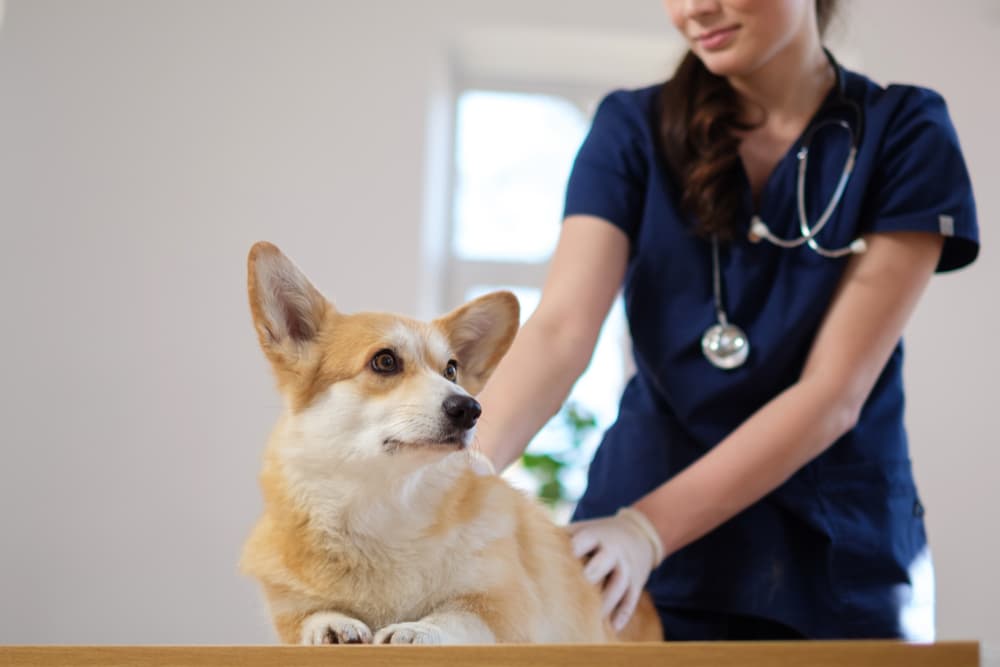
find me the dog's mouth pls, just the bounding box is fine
[382,433,467,453]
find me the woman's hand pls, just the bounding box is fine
[567,507,665,631]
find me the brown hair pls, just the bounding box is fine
[657,0,839,240]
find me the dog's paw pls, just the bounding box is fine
[373,621,446,645]
[300,612,373,645]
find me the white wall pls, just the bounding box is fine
[0,0,995,646]
[828,2,1000,648]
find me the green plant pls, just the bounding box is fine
[520,401,598,506]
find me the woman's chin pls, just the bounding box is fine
[692,38,767,78]
[697,51,754,78]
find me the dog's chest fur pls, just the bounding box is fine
[278,450,514,628]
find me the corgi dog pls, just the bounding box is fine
[240,242,662,645]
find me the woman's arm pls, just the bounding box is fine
[634,230,945,556]
[475,215,629,471]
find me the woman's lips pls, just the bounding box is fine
[696,25,739,51]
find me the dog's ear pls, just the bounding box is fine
[247,242,331,372]
[434,291,519,395]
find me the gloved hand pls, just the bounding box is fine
[567,507,665,631]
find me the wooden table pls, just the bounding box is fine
[0,641,981,666]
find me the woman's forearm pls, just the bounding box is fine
[473,216,630,470]
[474,310,595,470]
[633,232,942,559]
[633,376,857,557]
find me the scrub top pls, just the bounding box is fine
[566,61,979,640]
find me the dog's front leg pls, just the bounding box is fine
[373,602,496,645]
[298,610,373,645]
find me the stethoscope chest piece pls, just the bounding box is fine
[701,322,750,370]
[702,235,750,370]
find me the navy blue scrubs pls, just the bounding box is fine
[566,61,979,640]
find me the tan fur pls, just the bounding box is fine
[240,241,663,644]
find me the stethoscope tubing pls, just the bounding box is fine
[749,59,867,259]
[750,125,865,257]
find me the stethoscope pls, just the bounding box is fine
[702,53,866,371]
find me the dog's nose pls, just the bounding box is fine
[442,395,482,430]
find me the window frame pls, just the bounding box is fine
[442,76,610,311]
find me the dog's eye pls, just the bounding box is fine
[371,350,399,374]
[444,360,458,382]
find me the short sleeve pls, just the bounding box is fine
[563,90,650,242]
[863,87,979,272]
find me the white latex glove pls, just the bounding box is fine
[567,507,665,631]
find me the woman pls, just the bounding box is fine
[474,0,979,641]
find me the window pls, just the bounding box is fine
[448,87,632,519]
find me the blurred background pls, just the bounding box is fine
[0,0,996,646]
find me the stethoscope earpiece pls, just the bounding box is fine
[746,215,866,258]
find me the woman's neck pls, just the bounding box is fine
[728,34,834,126]
[727,32,835,203]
